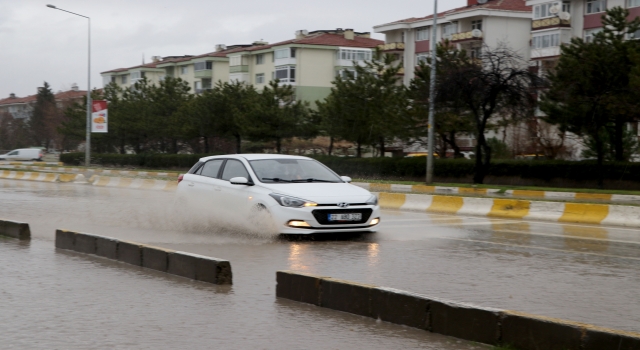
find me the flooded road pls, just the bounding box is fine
[1,180,639,348]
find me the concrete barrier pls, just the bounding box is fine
[376,192,640,228]
[55,230,232,285]
[276,271,640,349]
[0,219,31,240]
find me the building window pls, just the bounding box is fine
[629,0,640,8]
[471,20,482,31]
[159,75,166,82]
[533,2,571,19]
[416,27,430,41]
[338,69,357,80]
[586,0,606,14]
[275,66,296,83]
[532,33,560,49]
[416,54,429,65]
[194,62,212,71]
[195,81,202,91]
[275,48,296,60]
[256,73,265,84]
[256,54,265,65]
[584,28,603,42]
[229,56,242,66]
[180,66,188,75]
[130,72,140,81]
[470,46,482,59]
[121,75,127,84]
[337,49,373,61]
[442,23,457,39]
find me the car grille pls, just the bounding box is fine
[312,209,373,225]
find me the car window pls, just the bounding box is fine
[199,160,224,178]
[8,151,18,155]
[221,160,249,181]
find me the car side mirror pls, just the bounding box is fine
[341,176,352,183]
[230,177,250,185]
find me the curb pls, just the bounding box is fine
[0,219,31,240]
[355,182,640,204]
[276,271,640,350]
[376,192,640,228]
[89,175,177,191]
[0,161,62,166]
[0,170,58,182]
[55,230,232,285]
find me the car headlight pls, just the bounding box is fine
[366,195,378,206]
[269,193,317,208]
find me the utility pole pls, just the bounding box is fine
[426,0,438,184]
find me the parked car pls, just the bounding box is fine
[176,154,381,234]
[0,148,43,161]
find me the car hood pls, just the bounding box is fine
[259,182,373,204]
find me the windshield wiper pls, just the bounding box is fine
[262,177,292,183]
[291,178,337,183]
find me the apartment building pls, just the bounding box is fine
[100,45,249,93]
[527,0,640,72]
[0,84,88,121]
[224,29,383,102]
[374,0,532,86]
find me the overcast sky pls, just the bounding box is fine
[0,0,466,98]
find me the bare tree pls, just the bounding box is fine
[437,44,540,183]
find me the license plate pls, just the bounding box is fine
[328,213,362,221]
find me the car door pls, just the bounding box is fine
[6,150,19,160]
[183,159,224,206]
[218,159,254,215]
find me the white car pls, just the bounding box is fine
[0,148,43,161]
[176,154,381,234]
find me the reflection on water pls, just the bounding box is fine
[368,242,380,266]
[564,226,609,252]
[288,243,310,271]
[491,222,532,245]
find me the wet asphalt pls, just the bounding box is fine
[1,179,639,349]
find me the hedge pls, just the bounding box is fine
[60,153,640,183]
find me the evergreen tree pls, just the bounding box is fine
[30,82,58,149]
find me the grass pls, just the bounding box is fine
[354,178,640,196]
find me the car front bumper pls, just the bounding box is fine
[268,204,382,235]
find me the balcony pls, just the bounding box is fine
[229,65,249,73]
[194,69,213,78]
[532,17,570,31]
[377,42,405,52]
[448,30,483,43]
[531,46,561,59]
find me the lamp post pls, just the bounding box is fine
[426,0,438,184]
[47,4,91,167]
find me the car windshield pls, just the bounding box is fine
[249,159,342,183]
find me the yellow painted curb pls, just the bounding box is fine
[512,190,545,198]
[59,174,76,182]
[428,196,464,214]
[489,199,531,219]
[379,192,406,209]
[559,203,609,225]
[458,187,488,195]
[370,183,392,192]
[411,185,436,193]
[575,193,613,201]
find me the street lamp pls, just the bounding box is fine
[47,4,91,167]
[426,0,438,184]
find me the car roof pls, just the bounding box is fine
[199,154,313,162]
